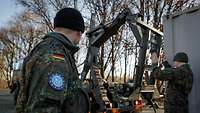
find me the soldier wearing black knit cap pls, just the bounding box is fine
[16,8,88,113]
[151,52,193,113]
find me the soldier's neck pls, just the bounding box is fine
[177,62,186,68]
[54,28,75,44]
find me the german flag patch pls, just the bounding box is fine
[49,53,65,61]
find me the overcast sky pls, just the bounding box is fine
[0,0,23,27]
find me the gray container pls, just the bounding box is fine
[163,6,200,113]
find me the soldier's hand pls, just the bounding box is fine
[160,50,167,62]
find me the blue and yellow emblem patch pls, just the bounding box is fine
[48,73,65,91]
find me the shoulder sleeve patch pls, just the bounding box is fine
[48,53,65,62]
[48,72,65,91]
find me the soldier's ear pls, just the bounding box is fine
[75,31,81,37]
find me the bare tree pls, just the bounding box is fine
[15,0,79,31]
[9,11,45,56]
[0,28,15,87]
[0,11,44,87]
[1,0,197,85]
[84,0,134,80]
[140,0,199,29]
[16,0,53,31]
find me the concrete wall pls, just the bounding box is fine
[163,6,200,113]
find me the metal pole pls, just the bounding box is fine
[135,28,149,88]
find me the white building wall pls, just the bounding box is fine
[163,6,200,113]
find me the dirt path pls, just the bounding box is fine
[0,89,15,113]
[0,89,164,113]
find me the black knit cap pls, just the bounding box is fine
[54,8,85,33]
[173,52,188,63]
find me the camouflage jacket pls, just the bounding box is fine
[16,32,81,113]
[154,61,193,113]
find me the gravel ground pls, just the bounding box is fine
[141,107,164,113]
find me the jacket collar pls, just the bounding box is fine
[45,32,79,55]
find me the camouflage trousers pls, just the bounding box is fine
[25,97,62,113]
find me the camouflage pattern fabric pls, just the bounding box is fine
[154,62,193,113]
[16,32,85,113]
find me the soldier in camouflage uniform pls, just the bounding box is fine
[152,52,193,113]
[16,8,88,113]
